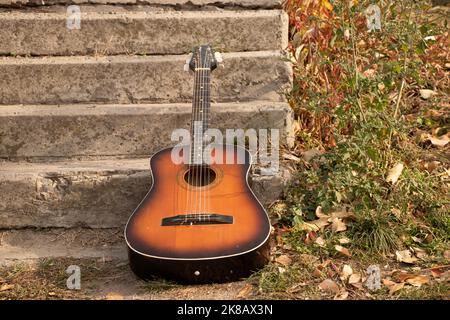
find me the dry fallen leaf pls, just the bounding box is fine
[236,283,253,299]
[363,68,376,78]
[386,163,404,184]
[330,211,355,219]
[298,218,330,232]
[331,217,347,232]
[275,255,292,267]
[421,160,441,172]
[319,279,340,294]
[335,245,352,257]
[339,237,351,244]
[430,267,444,278]
[435,270,450,282]
[288,282,307,294]
[334,290,349,300]
[315,205,327,218]
[396,250,418,264]
[412,247,428,260]
[0,284,14,292]
[283,153,301,162]
[444,250,450,261]
[390,208,402,219]
[349,273,361,284]
[313,268,323,278]
[315,236,326,247]
[340,264,353,281]
[419,89,437,99]
[383,279,405,295]
[405,275,429,287]
[411,236,422,243]
[426,133,450,147]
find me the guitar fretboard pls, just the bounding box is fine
[190,67,211,165]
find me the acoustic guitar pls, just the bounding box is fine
[124,45,271,284]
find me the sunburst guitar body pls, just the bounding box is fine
[124,45,270,284]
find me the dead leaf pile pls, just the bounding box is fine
[382,267,439,295]
[297,206,354,234]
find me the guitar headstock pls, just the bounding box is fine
[184,45,222,72]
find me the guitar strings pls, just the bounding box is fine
[185,48,214,224]
[199,48,208,222]
[194,50,202,222]
[204,55,208,223]
[186,51,199,223]
[206,52,211,223]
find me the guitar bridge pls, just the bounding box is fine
[161,214,233,226]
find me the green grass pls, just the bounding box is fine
[349,214,400,256]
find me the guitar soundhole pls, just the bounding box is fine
[184,166,216,187]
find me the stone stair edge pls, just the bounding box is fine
[0,6,284,15]
[0,50,287,62]
[0,100,291,114]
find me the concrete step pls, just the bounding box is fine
[0,51,291,105]
[0,227,126,264]
[0,0,282,8]
[0,8,287,56]
[0,101,292,158]
[0,158,291,228]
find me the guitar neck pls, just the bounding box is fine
[190,68,211,164]
[191,68,211,132]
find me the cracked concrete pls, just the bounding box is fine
[0,158,292,228]
[0,101,293,158]
[0,51,291,105]
[0,9,287,56]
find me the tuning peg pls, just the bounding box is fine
[183,63,190,72]
[214,52,223,64]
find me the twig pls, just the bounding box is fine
[394,77,405,119]
[421,264,450,271]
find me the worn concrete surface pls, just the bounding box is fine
[0,158,291,228]
[0,9,287,56]
[0,51,291,105]
[0,227,126,263]
[0,101,292,158]
[0,0,282,8]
